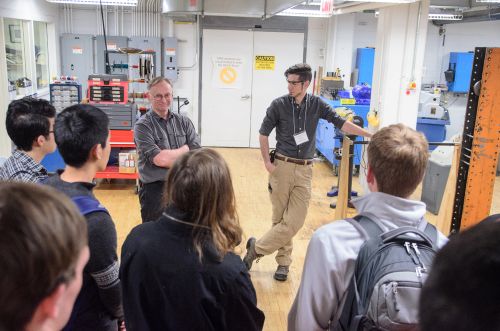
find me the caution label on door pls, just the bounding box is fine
[255,55,275,71]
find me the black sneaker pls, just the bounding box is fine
[243,237,262,270]
[273,265,289,281]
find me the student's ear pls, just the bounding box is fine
[366,165,378,191]
[90,144,103,161]
[37,284,66,320]
[303,80,311,89]
[34,135,46,148]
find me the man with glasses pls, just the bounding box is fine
[0,97,56,182]
[244,63,372,281]
[134,77,201,223]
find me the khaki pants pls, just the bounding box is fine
[255,158,313,266]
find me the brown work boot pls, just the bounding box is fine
[243,237,262,270]
[274,265,289,281]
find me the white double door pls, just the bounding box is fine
[201,29,304,147]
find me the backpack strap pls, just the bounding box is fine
[423,222,438,250]
[380,226,434,246]
[346,215,384,240]
[71,195,109,216]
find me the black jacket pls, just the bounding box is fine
[44,173,123,331]
[120,206,265,331]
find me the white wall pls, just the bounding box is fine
[422,20,500,84]
[306,17,328,89]
[0,0,60,157]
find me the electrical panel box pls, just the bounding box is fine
[61,34,94,94]
[356,48,375,86]
[164,37,178,82]
[96,35,128,75]
[447,52,474,93]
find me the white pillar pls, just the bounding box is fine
[325,13,355,84]
[0,19,9,157]
[370,0,430,129]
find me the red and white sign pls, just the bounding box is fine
[321,0,334,13]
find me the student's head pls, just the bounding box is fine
[6,97,56,153]
[163,148,242,259]
[147,77,173,116]
[55,104,110,170]
[420,215,500,331]
[367,123,428,198]
[0,182,89,331]
[285,63,312,98]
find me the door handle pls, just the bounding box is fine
[241,95,251,100]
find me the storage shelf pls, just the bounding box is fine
[95,166,138,179]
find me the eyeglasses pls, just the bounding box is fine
[287,80,304,86]
[153,94,172,101]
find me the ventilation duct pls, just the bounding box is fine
[162,0,203,15]
[162,0,304,18]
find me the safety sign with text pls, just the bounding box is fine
[212,56,244,89]
[255,55,275,71]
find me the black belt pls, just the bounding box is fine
[275,154,312,165]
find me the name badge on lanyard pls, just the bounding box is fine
[294,131,309,145]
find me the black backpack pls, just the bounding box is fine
[332,215,438,331]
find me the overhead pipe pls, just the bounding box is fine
[70,4,73,34]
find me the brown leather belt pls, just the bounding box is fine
[275,154,312,165]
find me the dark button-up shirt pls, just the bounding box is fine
[134,110,201,183]
[0,149,48,183]
[259,94,345,159]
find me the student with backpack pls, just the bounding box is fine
[44,105,124,330]
[288,123,448,331]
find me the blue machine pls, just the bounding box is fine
[446,52,473,93]
[356,48,375,86]
[41,148,66,173]
[316,98,369,174]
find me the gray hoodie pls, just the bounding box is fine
[288,191,449,331]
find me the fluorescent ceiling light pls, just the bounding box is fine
[276,8,331,17]
[428,13,463,20]
[46,0,137,6]
[277,1,331,17]
[343,0,417,3]
[475,0,500,2]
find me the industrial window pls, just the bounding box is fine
[3,18,51,98]
[34,21,49,90]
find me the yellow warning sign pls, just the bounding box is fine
[255,55,275,71]
[220,67,237,84]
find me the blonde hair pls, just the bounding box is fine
[368,123,429,198]
[163,148,242,260]
[147,77,172,90]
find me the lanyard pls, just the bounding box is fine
[291,94,308,134]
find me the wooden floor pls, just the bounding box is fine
[94,147,500,331]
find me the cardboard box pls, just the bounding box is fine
[119,151,137,173]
